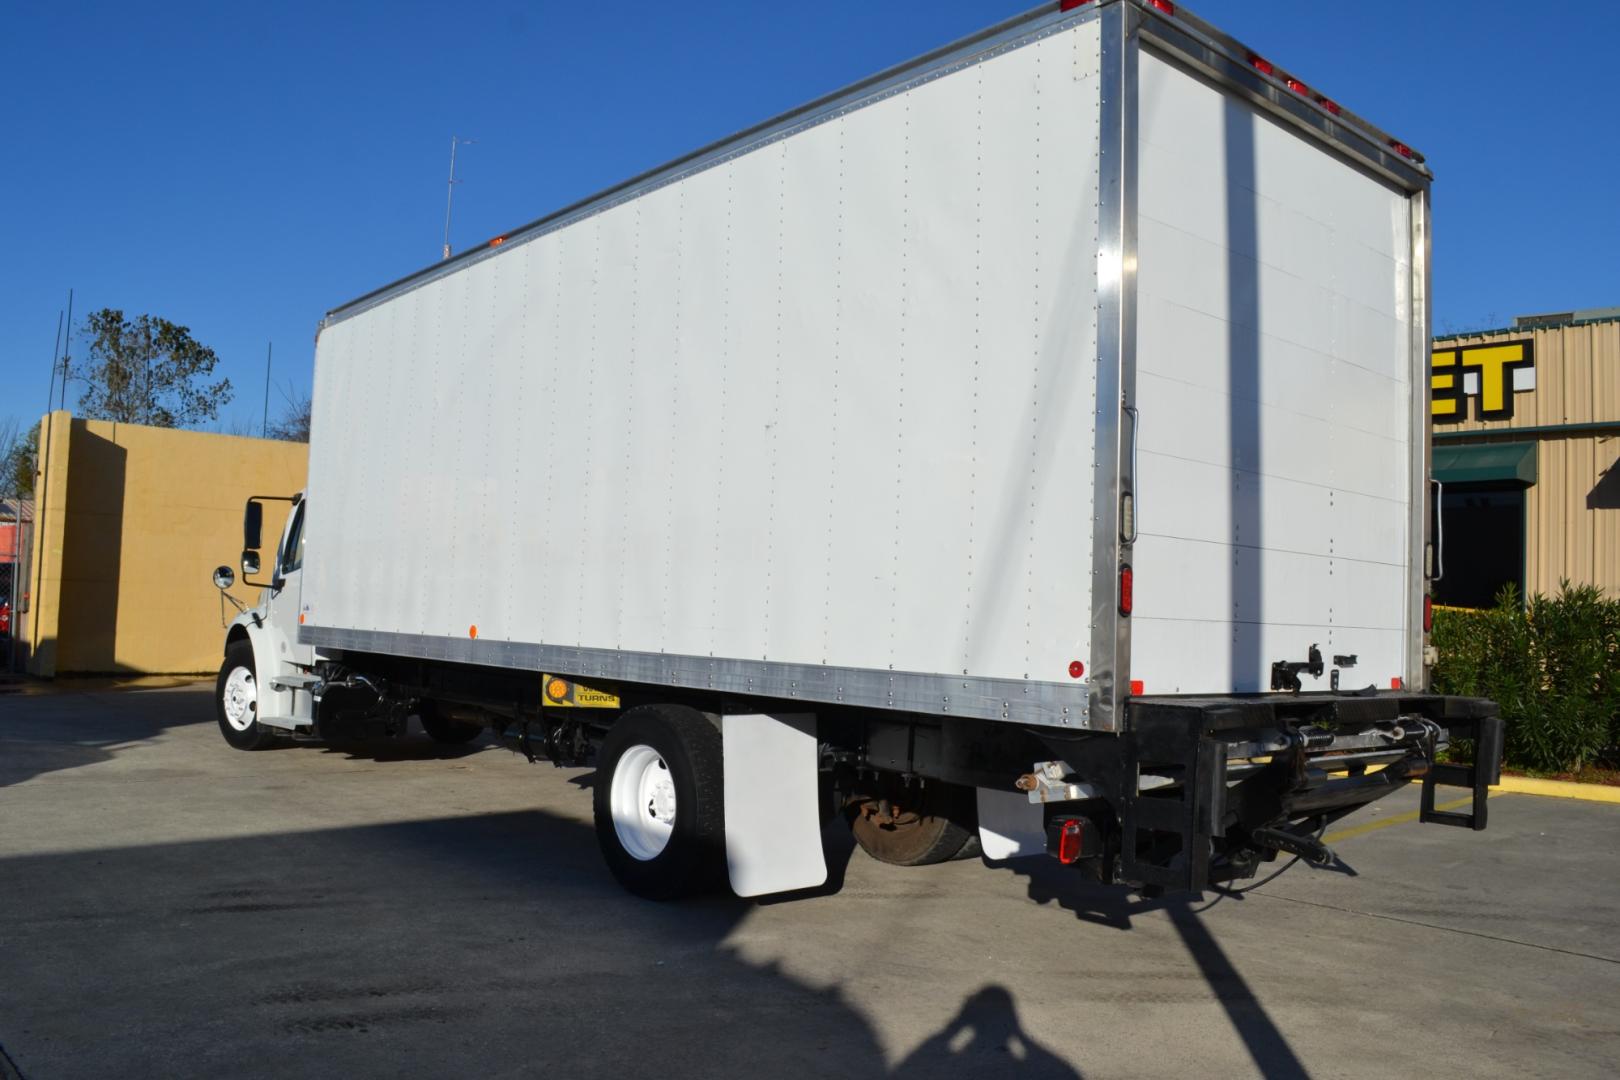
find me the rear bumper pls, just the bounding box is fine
[1111,691,1502,891]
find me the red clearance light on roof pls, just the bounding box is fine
[1285,77,1309,96]
[1147,0,1175,13]
[1059,0,1091,11]
[489,236,506,248]
[1249,54,1275,76]
[1118,564,1133,616]
[1317,96,1342,116]
[1389,140,1414,159]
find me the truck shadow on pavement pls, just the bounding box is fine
[0,799,1080,1078]
[990,856,1312,1079]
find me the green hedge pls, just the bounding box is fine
[1431,583,1620,773]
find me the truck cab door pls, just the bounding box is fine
[247,498,315,726]
[266,499,313,672]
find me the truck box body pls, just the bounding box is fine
[302,0,1432,734]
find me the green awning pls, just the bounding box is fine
[1432,441,1537,486]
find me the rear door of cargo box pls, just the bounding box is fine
[1129,45,1421,695]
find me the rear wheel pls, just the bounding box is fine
[849,781,977,866]
[593,705,725,900]
[215,641,277,751]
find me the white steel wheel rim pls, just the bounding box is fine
[611,744,677,861]
[222,667,257,731]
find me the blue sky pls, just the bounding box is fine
[3,0,1614,438]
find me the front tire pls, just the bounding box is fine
[215,641,277,751]
[593,705,725,900]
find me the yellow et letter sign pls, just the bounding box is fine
[1431,340,1534,423]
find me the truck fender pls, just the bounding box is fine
[722,712,827,897]
[225,615,296,723]
[975,787,1046,860]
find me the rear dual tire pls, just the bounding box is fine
[593,705,725,900]
[417,700,483,744]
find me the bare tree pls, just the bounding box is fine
[1,420,38,498]
[266,382,312,443]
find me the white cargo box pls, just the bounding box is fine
[302,0,1431,733]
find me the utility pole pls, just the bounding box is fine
[262,341,273,437]
[45,310,63,421]
[442,135,475,260]
[57,288,73,410]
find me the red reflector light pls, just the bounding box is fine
[1118,564,1133,616]
[1147,0,1175,13]
[1389,140,1414,158]
[1423,595,1433,633]
[1059,0,1091,10]
[1130,679,1144,696]
[1285,78,1309,96]
[1391,677,1404,690]
[1057,819,1084,865]
[1068,660,1085,679]
[1249,54,1274,76]
[1317,96,1342,116]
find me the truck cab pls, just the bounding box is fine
[212,493,314,748]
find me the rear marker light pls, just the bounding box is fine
[1317,96,1342,116]
[1046,816,1099,865]
[1130,679,1144,696]
[469,624,479,639]
[1119,564,1133,616]
[1423,595,1433,633]
[489,236,506,247]
[1391,677,1403,690]
[1068,660,1085,679]
[1285,78,1309,96]
[1059,0,1091,11]
[1389,140,1414,159]
[1057,819,1084,864]
[1147,0,1175,13]
[1249,54,1275,76]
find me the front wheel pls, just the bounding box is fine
[593,705,725,900]
[215,640,277,751]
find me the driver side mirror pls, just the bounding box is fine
[243,500,264,551]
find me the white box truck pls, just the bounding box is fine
[212,0,1501,899]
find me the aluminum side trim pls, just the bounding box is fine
[1408,189,1433,686]
[1087,1,1139,734]
[300,625,1094,729]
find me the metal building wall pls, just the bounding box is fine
[1433,317,1620,599]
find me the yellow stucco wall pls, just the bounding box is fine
[25,412,307,676]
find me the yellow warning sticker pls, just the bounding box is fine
[542,674,621,709]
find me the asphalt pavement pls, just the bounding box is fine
[1,686,1616,1079]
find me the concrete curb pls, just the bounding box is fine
[1495,775,1620,804]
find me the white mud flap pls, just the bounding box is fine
[722,713,828,898]
[976,787,1046,861]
